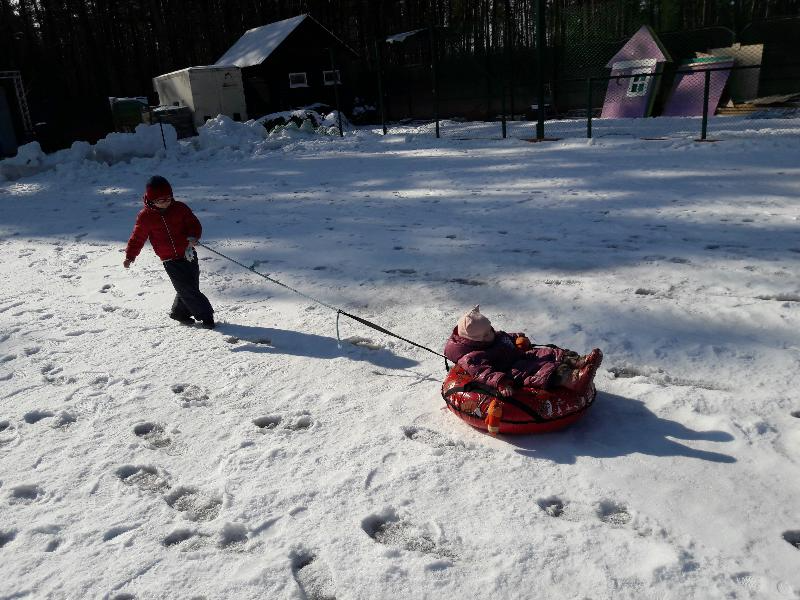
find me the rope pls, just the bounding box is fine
[196,242,451,370]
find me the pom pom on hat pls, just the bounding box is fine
[457,305,495,342]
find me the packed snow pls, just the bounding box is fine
[1,114,800,600]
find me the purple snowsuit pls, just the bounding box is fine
[444,327,566,390]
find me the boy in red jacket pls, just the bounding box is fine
[123,175,215,329]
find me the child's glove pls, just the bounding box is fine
[515,335,531,351]
[123,258,132,269]
[497,380,515,397]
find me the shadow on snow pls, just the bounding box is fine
[510,391,736,464]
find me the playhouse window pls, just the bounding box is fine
[288,72,308,88]
[323,70,341,86]
[627,69,651,96]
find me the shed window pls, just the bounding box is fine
[289,72,308,88]
[323,70,341,86]
[627,69,651,97]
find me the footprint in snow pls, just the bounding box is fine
[171,383,210,407]
[537,497,565,518]
[100,284,113,293]
[102,523,140,542]
[23,410,54,424]
[402,426,464,451]
[115,465,170,494]
[164,486,222,522]
[343,336,383,351]
[448,277,486,287]
[51,411,77,429]
[133,422,171,449]
[383,268,416,275]
[291,548,337,600]
[791,411,800,419]
[162,528,207,550]
[608,366,646,379]
[9,484,45,504]
[253,412,313,432]
[0,420,17,445]
[597,500,632,526]
[29,525,62,552]
[0,529,17,548]
[362,510,456,560]
[217,522,249,550]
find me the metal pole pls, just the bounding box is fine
[429,12,440,139]
[157,113,166,150]
[700,68,711,141]
[375,40,387,135]
[328,47,344,137]
[501,83,507,138]
[586,78,593,139]
[535,0,546,140]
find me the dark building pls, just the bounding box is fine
[214,14,359,119]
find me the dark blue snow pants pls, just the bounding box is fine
[162,250,214,321]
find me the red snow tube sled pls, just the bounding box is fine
[441,366,597,435]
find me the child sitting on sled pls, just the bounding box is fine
[444,305,602,397]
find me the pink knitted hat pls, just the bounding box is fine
[457,305,495,342]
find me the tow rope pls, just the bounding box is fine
[196,242,451,371]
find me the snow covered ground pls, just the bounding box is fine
[1,117,800,599]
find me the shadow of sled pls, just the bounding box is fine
[510,391,736,465]
[216,323,418,370]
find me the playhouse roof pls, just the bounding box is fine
[607,25,672,68]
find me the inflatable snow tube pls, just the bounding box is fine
[441,365,597,435]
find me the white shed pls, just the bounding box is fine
[153,66,247,127]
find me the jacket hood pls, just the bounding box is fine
[449,326,495,350]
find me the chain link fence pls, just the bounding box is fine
[362,8,800,141]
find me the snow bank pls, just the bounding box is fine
[193,115,268,151]
[0,112,350,182]
[0,123,178,182]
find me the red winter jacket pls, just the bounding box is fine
[125,199,202,262]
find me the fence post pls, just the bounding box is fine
[535,0,546,140]
[700,68,711,141]
[429,8,440,139]
[375,40,387,135]
[328,47,344,137]
[501,83,507,139]
[586,77,593,139]
[157,113,166,150]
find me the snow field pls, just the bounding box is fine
[1,120,800,599]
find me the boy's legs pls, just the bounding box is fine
[163,257,214,322]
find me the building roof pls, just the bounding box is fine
[215,15,307,67]
[214,14,357,68]
[607,25,672,68]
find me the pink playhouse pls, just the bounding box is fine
[601,25,672,119]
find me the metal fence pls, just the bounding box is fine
[363,13,800,141]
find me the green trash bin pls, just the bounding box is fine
[110,97,147,132]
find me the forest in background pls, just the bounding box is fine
[1,0,799,147]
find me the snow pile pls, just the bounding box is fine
[0,123,178,182]
[94,122,177,164]
[194,115,267,151]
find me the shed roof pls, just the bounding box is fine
[215,14,356,68]
[215,15,307,67]
[607,25,672,68]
